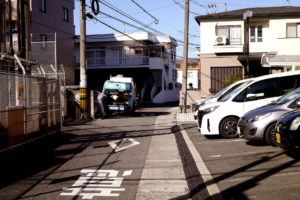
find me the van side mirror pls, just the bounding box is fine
[245,93,257,101]
[245,93,264,101]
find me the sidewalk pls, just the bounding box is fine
[136,107,191,199]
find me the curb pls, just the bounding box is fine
[176,113,196,122]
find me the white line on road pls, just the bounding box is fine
[179,124,223,200]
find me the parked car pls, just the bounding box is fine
[194,78,252,120]
[196,79,254,132]
[196,71,300,139]
[238,87,300,146]
[275,109,300,150]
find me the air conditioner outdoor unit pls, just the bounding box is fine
[215,35,227,45]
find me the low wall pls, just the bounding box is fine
[152,89,179,103]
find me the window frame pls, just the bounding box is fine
[249,25,263,43]
[215,25,242,45]
[286,23,300,38]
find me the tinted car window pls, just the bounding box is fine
[245,79,276,101]
[218,81,252,102]
[277,75,300,95]
[233,79,276,102]
[216,82,243,100]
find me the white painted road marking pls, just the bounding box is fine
[179,124,223,200]
[108,138,140,152]
[60,169,132,199]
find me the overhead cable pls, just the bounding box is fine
[98,0,198,46]
[131,0,159,24]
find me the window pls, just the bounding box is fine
[250,26,256,42]
[216,25,241,45]
[245,79,276,101]
[40,0,46,13]
[40,35,47,49]
[287,23,300,38]
[87,48,106,65]
[188,72,193,78]
[63,7,69,22]
[250,25,263,42]
[257,26,263,42]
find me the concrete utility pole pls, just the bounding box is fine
[80,0,88,116]
[243,10,252,76]
[181,0,189,113]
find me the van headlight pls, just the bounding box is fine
[247,113,271,123]
[290,117,300,131]
[203,106,219,113]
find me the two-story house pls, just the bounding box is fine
[195,6,300,98]
[74,32,179,103]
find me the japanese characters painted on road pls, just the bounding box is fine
[60,169,132,199]
[108,138,140,152]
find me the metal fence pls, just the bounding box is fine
[0,63,63,151]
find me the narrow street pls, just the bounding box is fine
[1,105,300,200]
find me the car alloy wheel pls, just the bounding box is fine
[220,117,239,138]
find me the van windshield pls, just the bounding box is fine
[216,82,244,100]
[218,80,253,102]
[272,87,300,105]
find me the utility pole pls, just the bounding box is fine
[80,0,88,117]
[243,10,252,76]
[181,0,189,113]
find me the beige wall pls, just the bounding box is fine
[200,54,243,98]
[31,0,75,85]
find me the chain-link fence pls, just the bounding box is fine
[0,63,62,151]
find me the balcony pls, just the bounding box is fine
[85,56,150,69]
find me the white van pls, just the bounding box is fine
[194,78,253,120]
[197,71,300,138]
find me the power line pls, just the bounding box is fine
[130,0,159,24]
[96,0,199,46]
[87,15,184,58]
[172,0,202,15]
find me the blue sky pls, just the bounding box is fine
[74,0,300,58]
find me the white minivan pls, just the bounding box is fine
[194,78,253,120]
[197,71,300,138]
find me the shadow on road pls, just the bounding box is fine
[173,124,300,200]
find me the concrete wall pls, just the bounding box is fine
[200,55,243,98]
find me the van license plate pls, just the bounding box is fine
[276,133,281,143]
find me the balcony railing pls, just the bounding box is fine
[86,56,149,67]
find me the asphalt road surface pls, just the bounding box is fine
[183,123,300,200]
[0,104,189,200]
[1,105,300,200]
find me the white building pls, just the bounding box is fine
[195,6,300,98]
[176,63,201,90]
[74,32,179,103]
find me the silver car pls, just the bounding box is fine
[238,87,300,146]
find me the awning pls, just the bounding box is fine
[261,53,300,68]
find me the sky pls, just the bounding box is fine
[74,0,300,58]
